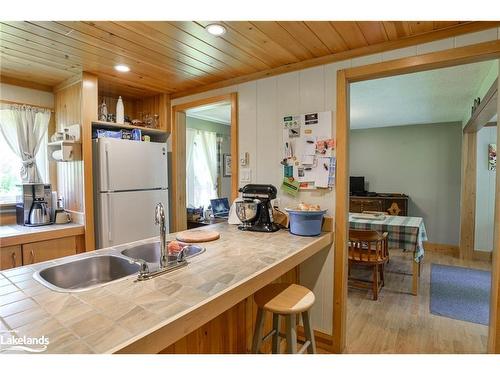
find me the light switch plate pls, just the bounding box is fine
[240,168,251,183]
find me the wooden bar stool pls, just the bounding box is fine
[252,283,316,354]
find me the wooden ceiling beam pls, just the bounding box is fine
[0,75,54,92]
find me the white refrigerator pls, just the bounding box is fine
[93,138,169,249]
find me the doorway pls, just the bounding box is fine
[185,103,232,229]
[333,44,500,354]
[171,93,238,232]
[345,60,496,353]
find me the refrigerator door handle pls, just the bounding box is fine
[104,142,111,191]
[106,194,113,244]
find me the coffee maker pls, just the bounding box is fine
[16,183,53,226]
[235,184,280,232]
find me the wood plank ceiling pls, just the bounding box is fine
[0,21,498,98]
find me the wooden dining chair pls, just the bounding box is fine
[348,229,389,300]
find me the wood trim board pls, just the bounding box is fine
[0,225,85,248]
[459,132,477,260]
[335,40,500,354]
[0,75,53,92]
[489,69,500,353]
[333,69,349,354]
[463,78,498,133]
[81,72,98,251]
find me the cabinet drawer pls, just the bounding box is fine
[22,236,77,265]
[0,245,22,270]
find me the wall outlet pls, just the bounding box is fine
[240,168,251,183]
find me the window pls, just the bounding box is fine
[186,128,217,208]
[0,106,50,204]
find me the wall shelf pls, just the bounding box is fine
[91,121,168,142]
[48,140,82,161]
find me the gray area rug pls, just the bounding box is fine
[430,263,491,325]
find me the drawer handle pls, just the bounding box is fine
[11,252,16,268]
[30,249,35,264]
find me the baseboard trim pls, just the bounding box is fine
[472,250,493,262]
[425,242,459,256]
[424,242,492,262]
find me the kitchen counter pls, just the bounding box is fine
[0,223,85,247]
[0,223,332,353]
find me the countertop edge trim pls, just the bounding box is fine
[0,225,85,247]
[113,232,333,354]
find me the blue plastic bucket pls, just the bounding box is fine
[285,209,327,236]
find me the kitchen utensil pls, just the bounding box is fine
[55,211,72,224]
[236,184,280,232]
[235,200,258,228]
[285,208,327,236]
[29,198,51,225]
[176,229,220,243]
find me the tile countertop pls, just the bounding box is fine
[0,223,85,247]
[0,223,332,354]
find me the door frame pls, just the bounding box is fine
[334,40,500,353]
[171,93,239,232]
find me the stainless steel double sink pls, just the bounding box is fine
[33,242,205,293]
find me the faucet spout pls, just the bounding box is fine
[155,202,168,269]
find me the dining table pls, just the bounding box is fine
[349,213,428,295]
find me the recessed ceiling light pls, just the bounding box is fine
[205,24,226,36]
[114,64,130,72]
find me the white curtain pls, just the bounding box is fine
[0,104,51,183]
[186,128,218,208]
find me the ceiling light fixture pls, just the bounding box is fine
[114,64,130,72]
[205,24,226,36]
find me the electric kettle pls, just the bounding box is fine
[29,198,51,226]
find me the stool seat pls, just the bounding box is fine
[252,283,316,354]
[254,283,315,315]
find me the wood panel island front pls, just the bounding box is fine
[0,223,332,354]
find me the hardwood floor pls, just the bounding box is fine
[345,249,491,353]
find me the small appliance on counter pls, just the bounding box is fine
[235,184,280,232]
[16,183,53,226]
[53,195,72,224]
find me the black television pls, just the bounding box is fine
[350,176,365,194]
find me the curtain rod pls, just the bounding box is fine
[0,99,55,113]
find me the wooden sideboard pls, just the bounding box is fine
[349,194,409,216]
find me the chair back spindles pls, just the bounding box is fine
[348,229,390,300]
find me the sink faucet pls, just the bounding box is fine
[155,202,168,269]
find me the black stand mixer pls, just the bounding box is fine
[235,184,280,232]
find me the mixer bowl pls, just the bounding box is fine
[235,200,258,224]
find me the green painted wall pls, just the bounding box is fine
[350,122,462,245]
[186,116,232,200]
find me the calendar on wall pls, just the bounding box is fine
[280,111,335,195]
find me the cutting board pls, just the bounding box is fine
[176,229,220,243]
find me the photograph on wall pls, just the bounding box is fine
[223,154,232,177]
[488,143,496,171]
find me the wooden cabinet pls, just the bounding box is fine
[350,194,409,216]
[0,245,22,270]
[350,198,384,213]
[21,237,77,265]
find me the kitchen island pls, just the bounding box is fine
[0,223,332,354]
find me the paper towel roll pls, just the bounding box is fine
[52,150,63,161]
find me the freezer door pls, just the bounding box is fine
[95,189,169,249]
[95,138,167,192]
